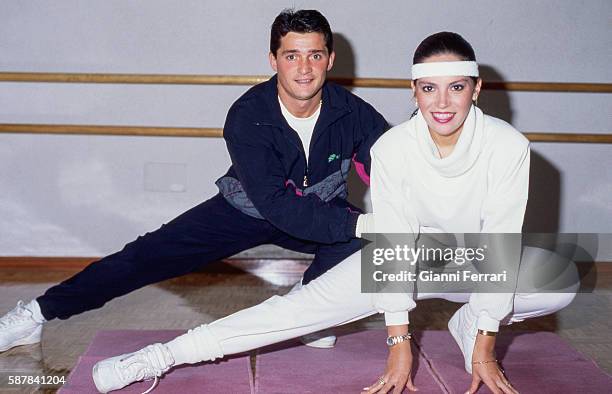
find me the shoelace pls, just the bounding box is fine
[119,355,160,381]
[118,345,170,393]
[141,376,158,394]
[0,301,32,328]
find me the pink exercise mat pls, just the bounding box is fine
[61,329,611,393]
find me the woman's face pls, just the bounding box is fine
[412,53,482,139]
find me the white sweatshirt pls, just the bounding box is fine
[369,105,530,331]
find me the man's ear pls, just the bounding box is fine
[269,52,278,72]
[326,51,336,71]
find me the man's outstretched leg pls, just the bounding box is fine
[0,194,278,353]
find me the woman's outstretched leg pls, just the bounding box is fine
[168,249,376,363]
[92,251,378,392]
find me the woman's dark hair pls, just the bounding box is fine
[270,9,333,56]
[413,32,476,64]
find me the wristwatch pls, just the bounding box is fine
[386,333,412,347]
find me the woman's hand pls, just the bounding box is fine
[467,334,518,394]
[361,340,418,394]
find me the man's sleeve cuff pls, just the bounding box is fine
[384,311,409,326]
[355,214,365,238]
[348,211,361,238]
[476,315,500,331]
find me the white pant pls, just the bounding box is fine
[165,246,579,365]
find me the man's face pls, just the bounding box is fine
[269,32,335,110]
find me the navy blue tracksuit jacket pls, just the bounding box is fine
[218,75,388,244]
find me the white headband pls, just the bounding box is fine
[411,61,479,80]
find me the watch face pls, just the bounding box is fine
[386,337,394,346]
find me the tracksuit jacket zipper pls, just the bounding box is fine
[255,122,311,188]
[255,106,352,191]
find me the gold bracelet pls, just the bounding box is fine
[472,359,498,365]
[477,329,498,337]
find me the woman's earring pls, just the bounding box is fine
[472,97,478,107]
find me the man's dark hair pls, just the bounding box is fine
[413,31,476,64]
[270,9,333,56]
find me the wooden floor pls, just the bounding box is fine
[0,258,610,393]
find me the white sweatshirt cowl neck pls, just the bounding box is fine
[415,105,484,178]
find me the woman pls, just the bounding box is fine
[92,32,578,394]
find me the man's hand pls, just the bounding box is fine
[356,213,375,238]
[361,340,418,394]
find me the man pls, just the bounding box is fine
[0,9,386,353]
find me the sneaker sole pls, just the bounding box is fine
[301,338,337,349]
[92,360,120,393]
[0,326,42,352]
[300,333,337,349]
[92,363,105,393]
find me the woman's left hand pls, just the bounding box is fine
[469,361,518,394]
[467,334,519,394]
[361,341,418,394]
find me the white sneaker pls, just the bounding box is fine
[0,301,43,352]
[92,343,174,393]
[300,329,337,349]
[448,304,478,374]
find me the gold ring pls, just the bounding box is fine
[377,377,386,386]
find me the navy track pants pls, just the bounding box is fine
[37,194,361,320]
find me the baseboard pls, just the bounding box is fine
[0,255,312,271]
[0,257,609,272]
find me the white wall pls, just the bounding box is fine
[1,1,611,258]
